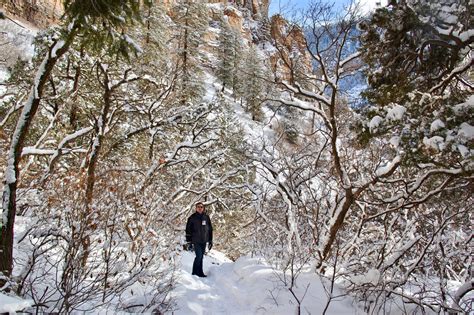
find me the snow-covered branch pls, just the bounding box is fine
[282,81,331,106]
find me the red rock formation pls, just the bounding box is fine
[269,14,312,83]
[224,6,244,31]
[1,0,269,29]
[1,0,62,28]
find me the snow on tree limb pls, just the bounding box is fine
[451,279,474,313]
[282,81,331,106]
[339,51,361,69]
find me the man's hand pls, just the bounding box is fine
[208,242,213,251]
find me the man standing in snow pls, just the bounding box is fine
[185,202,213,277]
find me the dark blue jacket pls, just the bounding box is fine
[186,212,213,244]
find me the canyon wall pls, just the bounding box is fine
[0,0,269,29]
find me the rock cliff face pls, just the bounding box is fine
[270,15,307,54]
[1,0,309,83]
[0,0,269,29]
[247,0,269,19]
[269,14,312,83]
[210,0,269,18]
[1,0,62,28]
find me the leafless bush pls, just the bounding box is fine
[14,172,176,313]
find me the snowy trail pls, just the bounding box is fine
[171,251,359,315]
[172,251,254,315]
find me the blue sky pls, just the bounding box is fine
[269,0,349,16]
[268,0,377,16]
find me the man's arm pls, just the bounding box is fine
[208,216,213,244]
[185,216,193,243]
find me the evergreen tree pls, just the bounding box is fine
[217,18,242,92]
[358,0,473,165]
[238,46,270,121]
[171,0,209,105]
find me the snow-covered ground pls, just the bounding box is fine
[0,292,33,314]
[2,247,469,314]
[0,248,361,314]
[172,250,360,315]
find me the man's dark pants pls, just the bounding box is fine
[192,242,206,276]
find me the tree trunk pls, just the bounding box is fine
[320,190,354,263]
[181,9,189,105]
[80,63,111,266]
[0,27,77,280]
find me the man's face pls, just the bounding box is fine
[196,204,204,214]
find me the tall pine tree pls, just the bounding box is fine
[171,0,209,105]
[217,18,242,92]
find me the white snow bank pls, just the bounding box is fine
[350,268,380,286]
[172,251,359,314]
[0,293,33,313]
